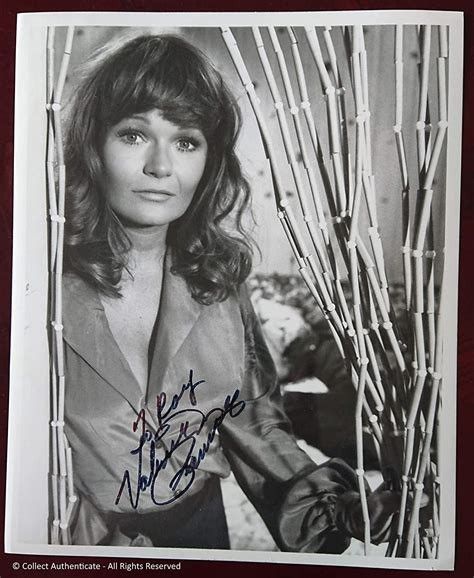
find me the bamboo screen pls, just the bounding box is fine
[222,25,447,558]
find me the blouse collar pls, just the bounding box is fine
[62,251,204,415]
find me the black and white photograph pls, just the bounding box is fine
[5,10,462,571]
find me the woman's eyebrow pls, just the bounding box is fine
[178,127,205,137]
[120,115,202,133]
[123,114,150,124]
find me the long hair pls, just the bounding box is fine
[64,33,253,304]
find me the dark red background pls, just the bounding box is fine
[0,1,472,577]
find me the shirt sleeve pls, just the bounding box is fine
[219,285,359,553]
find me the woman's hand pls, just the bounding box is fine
[335,485,429,544]
[336,487,399,544]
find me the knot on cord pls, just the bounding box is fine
[50,214,66,224]
[50,420,65,427]
[356,112,369,124]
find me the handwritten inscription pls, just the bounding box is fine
[115,369,245,508]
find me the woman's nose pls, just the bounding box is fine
[143,143,172,178]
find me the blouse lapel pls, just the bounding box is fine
[62,256,204,413]
[146,251,203,404]
[62,273,144,411]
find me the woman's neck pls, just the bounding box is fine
[124,224,168,274]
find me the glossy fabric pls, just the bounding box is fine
[104,476,230,549]
[63,254,359,552]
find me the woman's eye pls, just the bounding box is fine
[117,130,145,146]
[176,138,198,152]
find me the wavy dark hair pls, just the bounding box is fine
[64,33,253,304]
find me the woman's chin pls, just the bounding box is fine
[116,213,173,230]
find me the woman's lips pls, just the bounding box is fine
[133,189,175,200]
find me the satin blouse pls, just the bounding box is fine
[62,254,359,552]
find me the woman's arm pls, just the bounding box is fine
[220,285,399,553]
[219,285,359,553]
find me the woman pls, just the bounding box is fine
[62,32,398,551]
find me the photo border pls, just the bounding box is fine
[5,9,463,572]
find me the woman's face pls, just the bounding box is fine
[101,109,208,229]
